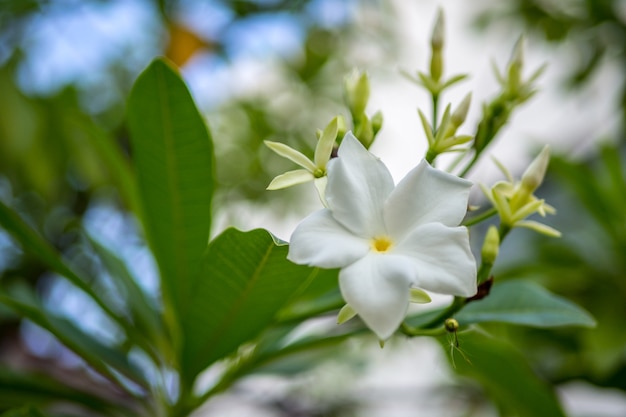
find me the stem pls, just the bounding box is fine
[463,207,498,227]
[432,93,440,133]
[459,150,480,177]
[421,296,466,329]
[400,323,446,337]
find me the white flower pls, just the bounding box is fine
[288,133,477,340]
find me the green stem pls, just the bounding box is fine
[462,207,497,227]
[459,150,480,177]
[400,323,446,337]
[432,93,440,133]
[421,296,466,329]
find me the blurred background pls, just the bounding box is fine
[0,0,625,416]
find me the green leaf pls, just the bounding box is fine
[0,370,124,415]
[0,285,148,392]
[86,234,165,354]
[127,58,214,344]
[0,407,46,417]
[0,201,126,326]
[443,330,566,417]
[457,280,596,328]
[180,228,316,384]
[0,200,155,359]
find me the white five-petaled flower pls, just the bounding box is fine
[288,133,477,340]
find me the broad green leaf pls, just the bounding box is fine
[127,58,214,342]
[180,228,316,384]
[443,330,566,417]
[0,370,124,415]
[0,285,148,392]
[456,280,596,328]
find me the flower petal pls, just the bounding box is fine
[288,209,370,268]
[265,141,317,172]
[393,223,477,297]
[267,169,314,190]
[326,133,394,237]
[384,160,472,240]
[339,253,413,340]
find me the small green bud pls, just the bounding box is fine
[344,69,370,116]
[451,93,472,127]
[444,318,459,333]
[481,225,500,266]
[521,145,550,193]
[371,110,383,136]
[429,10,445,83]
[507,36,525,93]
[336,114,347,140]
[430,8,445,51]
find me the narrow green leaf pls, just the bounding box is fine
[0,201,128,326]
[67,115,142,218]
[180,228,316,383]
[86,234,165,353]
[0,406,46,417]
[443,330,566,417]
[457,280,596,328]
[0,370,128,415]
[127,58,214,343]
[0,287,148,392]
[0,201,155,358]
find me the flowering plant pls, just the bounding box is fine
[0,8,598,417]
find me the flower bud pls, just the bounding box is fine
[430,9,445,51]
[371,110,383,136]
[521,145,550,193]
[336,114,347,141]
[344,69,370,116]
[481,225,500,266]
[507,36,525,93]
[451,93,472,127]
[429,10,445,83]
[444,318,459,333]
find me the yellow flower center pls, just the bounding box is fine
[371,236,393,253]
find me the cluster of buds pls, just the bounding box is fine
[481,146,560,237]
[473,37,546,154]
[344,69,383,149]
[420,93,473,162]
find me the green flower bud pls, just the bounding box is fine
[507,36,525,94]
[451,93,472,127]
[521,145,550,193]
[429,10,445,83]
[444,318,459,333]
[371,110,383,136]
[431,8,445,51]
[481,225,500,266]
[344,69,370,116]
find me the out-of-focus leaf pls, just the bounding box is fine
[456,280,596,328]
[276,268,341,323]
[0,285,148,392]
[86,234,164,353]
[0,370,127,415]
[0,406,46,417]
[0,201,127,328]
[443,330,566,417]
[66,115,142,217]
[127,58,214,350]
[180,228,316,384]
